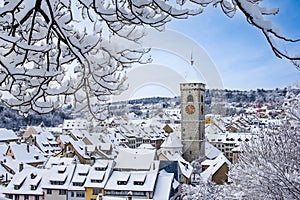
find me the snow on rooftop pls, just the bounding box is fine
[43,157,75,169]
[104,170,158,192]
[153,170,174,200]
[160,131,182,149]
[84,160,114,188]
[178,157,193,179]
[114,148,156,170]
[3,167,46,195]
[0,129,18,141]
[201,153,231,182]
[205,141,222,159]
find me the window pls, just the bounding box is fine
[71,192,74,197]
[76,191,85,197]
[34,196,39,200]
[117,181,127,185]
[47,189,52,194]
[201,95,204,102]
[15,195,19,200]
[134,181,144,185]
[14,185,20,190]
[91,179,102,183]
[92,189,101,195]
[73,182,84,186]
[187,95,193,102]
[24,195,29,200]
[59,190,67,195]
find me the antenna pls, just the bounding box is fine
[190,52,194,66]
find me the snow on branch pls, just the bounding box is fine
[0,0,299,119]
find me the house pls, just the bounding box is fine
[68,164,90,200]
[42,163,76,200]
[62,119,89,133]
[27,130,61,157]
[4,142,46,168]
[201,153,231,184]
[84,160,114,200]
[152,170,176,200]
[3,166,46,200]
[103,148,164,199]
[59,140,91,164]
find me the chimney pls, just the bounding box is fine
[19,162,24,172]
[127,191,133,200]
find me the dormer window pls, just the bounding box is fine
[31,185,37,190]
[58,166,66,173]
[133,181,144,185]
[117,173,130,185]
[73,182,84,186]
[14,184,21,190]
[117,180,128,185]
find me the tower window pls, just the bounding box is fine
[187,95,193,102]
[201,95,204,102]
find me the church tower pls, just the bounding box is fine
[180,83,205,162]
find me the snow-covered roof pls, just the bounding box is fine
[160,131,182,149]
[3,167,46,195]
[68,164,90,191]
[153,170,174,200]
[201,153,231,182]
[137,144,156,150]
[114,148,156,170]
[42,164,76,189]
[43,157,75,169]
[62,119,89,130]
[178,157,193,178]
[84,160,114,188]
[206,132,257,144]
[204,141,222,159]
[104,170,158,192]
[0,129,18,142]
[34,132,61,156]
[6,142,47,164]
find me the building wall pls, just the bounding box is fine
[85,188,103,200]
[43,189,67,200]
[7,195,43,200]
[212,163,229,185]
[68,191,86,200]
[180,83,205,162]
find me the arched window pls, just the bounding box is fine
[187,95,193,102]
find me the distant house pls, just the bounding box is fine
[4,142,46,168]
[62,119,89,132]
[25,129,61,157]
[59,140,91,164]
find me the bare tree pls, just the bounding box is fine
[0,0,299,118]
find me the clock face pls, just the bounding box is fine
[185,104,195,114]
